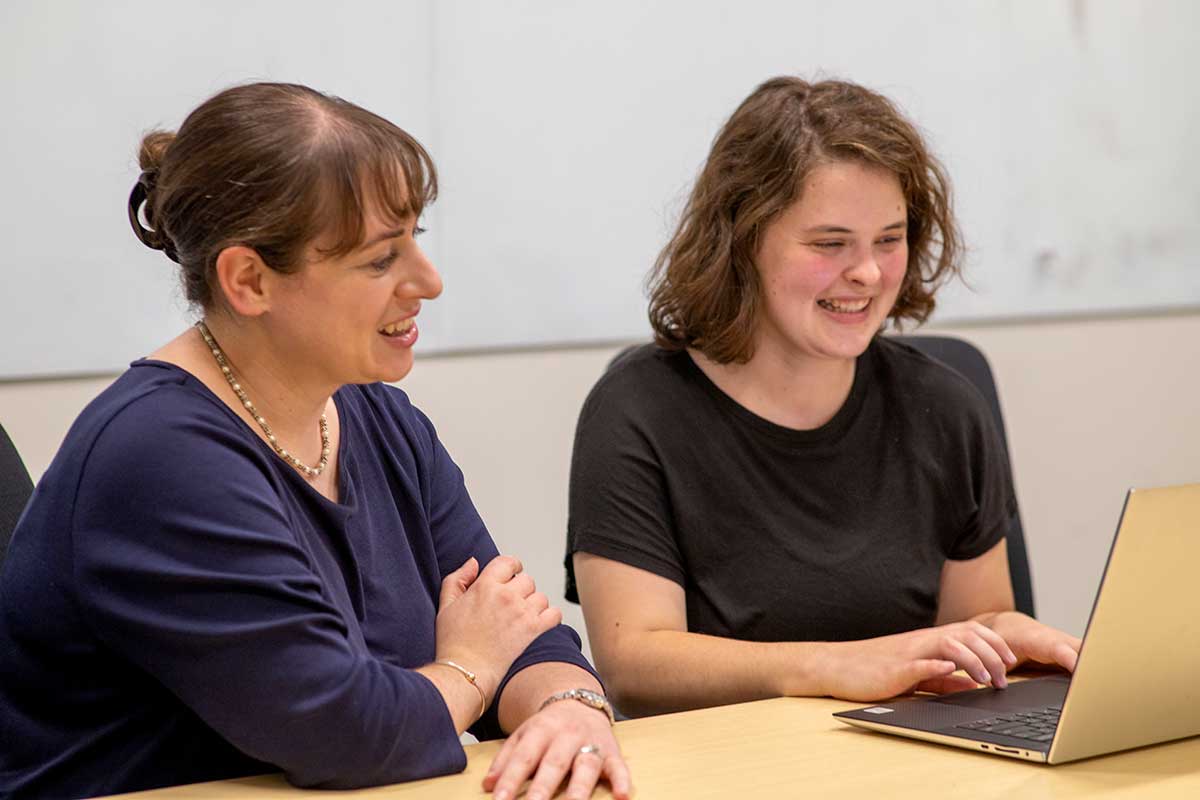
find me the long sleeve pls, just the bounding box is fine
[71,389,467,788]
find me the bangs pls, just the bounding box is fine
[310,111,438,259]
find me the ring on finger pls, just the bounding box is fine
[577,743,602,759]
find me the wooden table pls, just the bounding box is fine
[104,695,1200,799]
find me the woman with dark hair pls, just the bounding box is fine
[0,83,628,800]
[567,77,1080,717]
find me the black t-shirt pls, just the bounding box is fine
[565,337,1017,643]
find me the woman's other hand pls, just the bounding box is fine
[984,611,1081,672]
[435,556,563,700]
[817,620,1020,702]
[816,613,1080,703]
[483,698,631,800]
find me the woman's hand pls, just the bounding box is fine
[984,611,1081,672]
[434,556,563,700]
[483,698,631,800]
[817,621,1020,702]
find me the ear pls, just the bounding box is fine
[214,246,272,317]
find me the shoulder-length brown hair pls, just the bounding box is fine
[128,82,436,310]
[647,77,961,363]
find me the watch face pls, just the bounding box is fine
[572,690,614,721]
[541,688,615,723]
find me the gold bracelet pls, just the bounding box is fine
[435,659,487,721]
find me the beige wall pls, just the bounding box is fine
[3,312,1198,657]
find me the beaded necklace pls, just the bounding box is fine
[196,321,330,479]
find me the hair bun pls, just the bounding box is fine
[137,130,175,172]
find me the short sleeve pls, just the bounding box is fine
[944,382,1019,561]
[565,367,687,600]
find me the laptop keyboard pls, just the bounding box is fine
[955,705,1061,743]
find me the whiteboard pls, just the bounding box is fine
[3,0,1197,379]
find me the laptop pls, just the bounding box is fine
[834,483,1200,764]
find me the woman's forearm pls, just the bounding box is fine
[597,629,833,717]
[415,662,493,735]
[416,657,608,737]
[496,662,604,733]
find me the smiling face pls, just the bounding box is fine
[263,200,443,388]
[752,159,908,366]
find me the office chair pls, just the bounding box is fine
[895,334,1035,617]
[0,422,35,566]
[571,335,1036,617]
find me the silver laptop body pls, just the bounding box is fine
[834,483,1200,764]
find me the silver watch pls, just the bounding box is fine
[539,688,615,725]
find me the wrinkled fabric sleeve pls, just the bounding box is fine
[72,392,466,789]
[564,373,687,602]
[944,381,1020,561]
[401,394,599,740]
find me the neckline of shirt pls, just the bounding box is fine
[673,343,874,448]
[129,358,358,512]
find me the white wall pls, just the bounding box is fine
[0,0,435,378]
[5,312,1199,655]
[4,0,1199,377]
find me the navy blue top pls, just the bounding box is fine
[0,360,594,799]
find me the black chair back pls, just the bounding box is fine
[895,335,1036,617]
[0,423,35,566]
